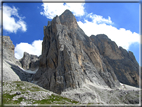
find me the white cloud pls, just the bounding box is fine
[40,3,85,19]
[3,5,27,33]
[78,14,140,50]
[86,13,113,25]
[15,40,42,59]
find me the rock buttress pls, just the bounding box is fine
[32,10,120,94]
[90,34,140,87]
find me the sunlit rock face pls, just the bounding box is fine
[0,36,21,81]
[90,34,140,87]
[1,36,15,62]
[32,10,120,94]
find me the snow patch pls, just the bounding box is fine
[24,69,38,74]
[18,66,38,74]
[119,83,140,90]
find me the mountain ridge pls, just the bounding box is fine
[1,9,141,105]
[32,9,140,94]
[90,34,140,87]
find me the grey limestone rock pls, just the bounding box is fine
[1,36,18,63]
[20,52,39,71]
[61,83,140,104]
[1,9,141,105]
[0,36,35,82]
[90,34,140,87]
[0,36,21,81]
[32,10,120,94]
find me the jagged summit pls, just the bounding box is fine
[32,10,140,95]
[60,9,73,16]
[59,9,78,29]
[33,9,121,94]
[20,52,39,71]
[47,9,78,30]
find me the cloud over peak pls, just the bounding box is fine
[78,18,140,50]
[14,3,139,60]
[40,3,85,19]
[40,3,140,50]
[86,13,113,25]
[15,40,42,59]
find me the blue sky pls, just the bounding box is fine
[1,1,141,65]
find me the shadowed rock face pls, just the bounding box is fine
[32,10,120,94]
[0,36,36,82]
[90,34,140,87]
[20,52,39,71]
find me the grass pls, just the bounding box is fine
[3,93,25,104]
[33,94,78,104]
[3,81,79,105]
[3,81,139,105]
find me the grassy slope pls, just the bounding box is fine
[2,81,140,106]
[3,81,79,105]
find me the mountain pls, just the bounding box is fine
[90,34,140,87]
[32,9,140,94]
[1,36,79,105]
[32,9,120,94]
[1,9,141,105]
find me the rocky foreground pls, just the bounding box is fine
[2,81,140,106]
[3,81,79,106]
[0,9,141,106]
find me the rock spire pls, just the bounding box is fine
[32,10,121,94]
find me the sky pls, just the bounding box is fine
[0,1,141,66]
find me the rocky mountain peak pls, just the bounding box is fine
[59,9,78,29]
[48,9,78,31]
[20,52,39,70]
[2,9,141,105]
[33,9,141,94]
[33,10,121,94]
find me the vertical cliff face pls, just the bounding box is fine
[2,36,15,62]
[0,36,21,81]
[20,52,39,71]
[32,10,120,94]
[90,34,140,87]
